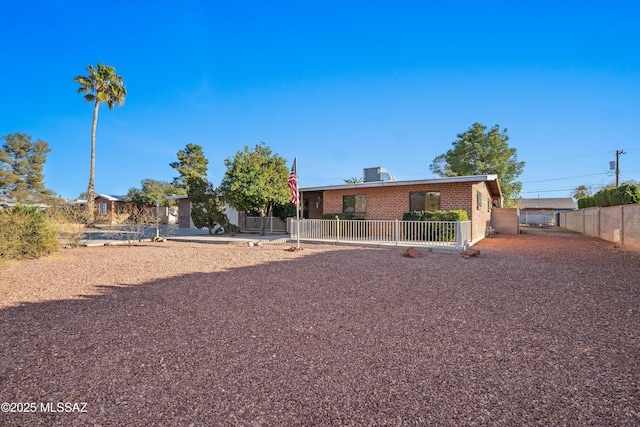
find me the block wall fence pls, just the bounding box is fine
[560,204,640,250]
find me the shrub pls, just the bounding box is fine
[46,203,87,248]
[401,209,469,242]
[323,213,354,220]
[578,184,640,208]
[402,209,469,222]
[0,205,59,260]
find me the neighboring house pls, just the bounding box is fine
[300,174,502,244]
[518,198,577,226]
[94,194,129,223]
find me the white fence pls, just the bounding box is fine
[290,219,471,250]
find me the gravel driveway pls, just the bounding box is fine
[1,232,639,426]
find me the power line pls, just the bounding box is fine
[521,172,609,184]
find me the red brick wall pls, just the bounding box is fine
[322,183,473,220]
[319,181,493,241]
[471,182,493,239]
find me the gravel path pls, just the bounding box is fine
[1,233,639,426]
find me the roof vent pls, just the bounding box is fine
[363,167,396,182]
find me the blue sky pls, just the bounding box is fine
[1,0,638,200]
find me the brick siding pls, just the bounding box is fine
[318,181,495,241]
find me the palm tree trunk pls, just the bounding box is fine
[86,100,100,225]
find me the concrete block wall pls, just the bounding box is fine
[560,204,640,250]
[491,208,520,235]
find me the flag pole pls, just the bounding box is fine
[288,157,301,249]
[295,158,300,248]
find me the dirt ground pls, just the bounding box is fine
[1,232,639,426]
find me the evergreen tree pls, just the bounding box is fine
[429,122,525,204]
[169,143,209,189]
[0,133,54,202]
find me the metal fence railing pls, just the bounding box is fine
[290,219,471,250]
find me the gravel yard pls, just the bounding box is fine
[1,232,639,426]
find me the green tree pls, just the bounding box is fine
[170,144,231,233]
[169,143,209,189]
[430,122,525,204]
[124,179,186,207]
[219,143,290,235]
[0,133,54,202]
[74,63,127,224]
[572,185,591,201]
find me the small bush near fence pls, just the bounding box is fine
[323,213,355,220]
[402,210,469,222]
[401,210,469,242]
[0,205,59,261]
[578,184,640,208]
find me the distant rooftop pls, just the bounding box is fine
[518,198,577,210]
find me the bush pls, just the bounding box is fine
[0,205,59,260]
[578,184,640,208]
[46,203,87,248]
[401,209,469,242]
[323,213,354,220]
[402,209,469,222]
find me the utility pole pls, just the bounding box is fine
[615,149,626,187]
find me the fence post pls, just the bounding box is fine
[395,219,399,245]
[455,221,461,250]
[336,216,340,242]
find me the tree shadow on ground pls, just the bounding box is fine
[1,243,639,426]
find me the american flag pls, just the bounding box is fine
[288,158,298,206]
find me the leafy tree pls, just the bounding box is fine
[430,122,525,204]
[219,143,290,235]
[0,133,54,202]
[169,143,209,188]
[124,179,186,207]
[74,63,127,224]
[572,185,591,201]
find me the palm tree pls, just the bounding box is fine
[74,64,126,224]
[344,177,363,184]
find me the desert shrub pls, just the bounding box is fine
[0,205,59,260]
[45,204,87,247]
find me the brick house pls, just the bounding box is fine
[94,194,129,224]
[299,175,502,243]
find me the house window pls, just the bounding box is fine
[409,192,440,212]
[98,203,107,216]
[477,191,483,209]
[343,195,366,214]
